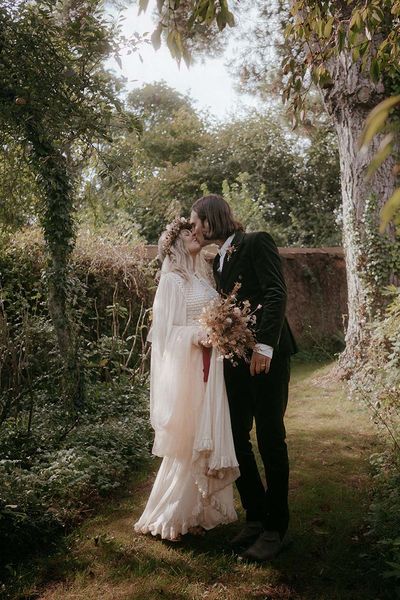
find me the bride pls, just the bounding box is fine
[134,217,239,541]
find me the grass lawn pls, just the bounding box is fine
[12,361,389,600]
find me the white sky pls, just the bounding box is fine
[107,2,261,120]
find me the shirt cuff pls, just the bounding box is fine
[254,343,274,359]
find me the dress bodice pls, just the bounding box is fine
[185,274,218,326]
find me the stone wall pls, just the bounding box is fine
[145,246,348,351]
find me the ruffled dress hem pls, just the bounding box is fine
[134,502,237,541]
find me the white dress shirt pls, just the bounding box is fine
[218,235,274,359]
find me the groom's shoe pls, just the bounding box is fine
[242,530,289,562]
[229,521,264,550]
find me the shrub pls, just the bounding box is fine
[350,286,400,591]
[0,378,151,566]
[0,230,155,570]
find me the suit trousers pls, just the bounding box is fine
[223,353,290,535]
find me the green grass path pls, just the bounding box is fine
[29,362,387,600]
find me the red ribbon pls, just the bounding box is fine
[202,346,212,382]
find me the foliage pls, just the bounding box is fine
[146,1,399,104]
[173,1,399,233]
[228,0,294,102]
[0,0,127,242]
[0,0,144,408]
[368,451,400,593]
[360,95,400,232]
[142,0,235,65]
[221,174,293,246]
[222,174,271,234]
[350,287,400,591]
[0,227,154,383]
[79,82,209,242]
[356,196,400,318]
[0,142,41,238]
[127,80,198,129]
[350,286,400,447]
[146,1,399,218]
[0,1,123,143]
[290,126,342,246]
[0,230,154,573]
[8,362,387,600]
[281,0,400,117]
[84,83,341,245]
[191,113,341,246]
[0,378,151,567]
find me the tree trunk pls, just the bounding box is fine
[47,246,85,411]
[321,51,398,372]
[26,123,85,409]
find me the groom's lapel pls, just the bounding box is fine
[212,252,221,291]
[220,231,245,286]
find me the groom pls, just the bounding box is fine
[190,194,297,561]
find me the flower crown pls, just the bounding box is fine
[161,217,192,256]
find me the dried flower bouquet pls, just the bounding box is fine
[199,282,258,365]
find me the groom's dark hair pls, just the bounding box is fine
[191,194,244,240]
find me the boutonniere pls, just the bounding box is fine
[225,244,237,262]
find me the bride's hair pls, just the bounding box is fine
[158,230,212,283]
[158,230,194,282]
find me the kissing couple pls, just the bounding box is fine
[134,194,297,562]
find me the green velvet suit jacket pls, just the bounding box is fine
[212,230,297,356]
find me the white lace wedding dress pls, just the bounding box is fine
[134,271,239,540]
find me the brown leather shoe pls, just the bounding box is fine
[229,521,264,550]
[242,530,289,562]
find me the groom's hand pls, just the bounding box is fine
[250,352,271,376]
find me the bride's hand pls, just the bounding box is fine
[197,330,212,348]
